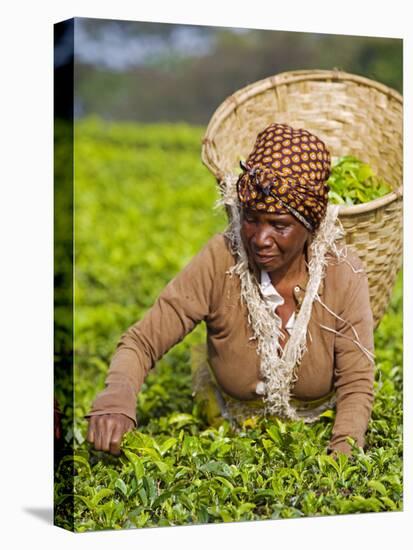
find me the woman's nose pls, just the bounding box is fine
[252,224,274,249]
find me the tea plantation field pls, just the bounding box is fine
[54,118,403,531]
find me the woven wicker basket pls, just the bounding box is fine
[201,69,403,328]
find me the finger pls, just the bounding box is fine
[94,418,107,451]
[121,417,135,433]
[86,418,96,444]
[109,417,135,455]
[126,418,135,432]
[100,419,116,452]
[109,425,124,456]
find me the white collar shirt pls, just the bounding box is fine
[259,270,295,334]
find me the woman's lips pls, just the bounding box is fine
[255,253,278,264]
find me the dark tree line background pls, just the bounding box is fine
[68,18,402,124]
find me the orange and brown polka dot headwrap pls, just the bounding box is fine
[236,123,331,232]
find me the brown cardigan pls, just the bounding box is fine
[85,232,375,454]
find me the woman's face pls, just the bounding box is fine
[240,207,310,273]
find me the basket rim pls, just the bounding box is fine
[337,186,403,216]
[201,69,403,179]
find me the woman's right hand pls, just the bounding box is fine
[86,413,135,455]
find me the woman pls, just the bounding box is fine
[85,123,375,457]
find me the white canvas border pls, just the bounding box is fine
[0,0,410,548]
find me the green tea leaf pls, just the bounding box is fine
[367,480,387,496]
[159,437,178,456]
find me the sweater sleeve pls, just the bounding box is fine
[328,255,375,455]
[84,233,224,426]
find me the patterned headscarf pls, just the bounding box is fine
[236,123,331,231]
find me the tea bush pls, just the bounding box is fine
[54,118,402,531]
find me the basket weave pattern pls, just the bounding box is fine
[202,70,403,327]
